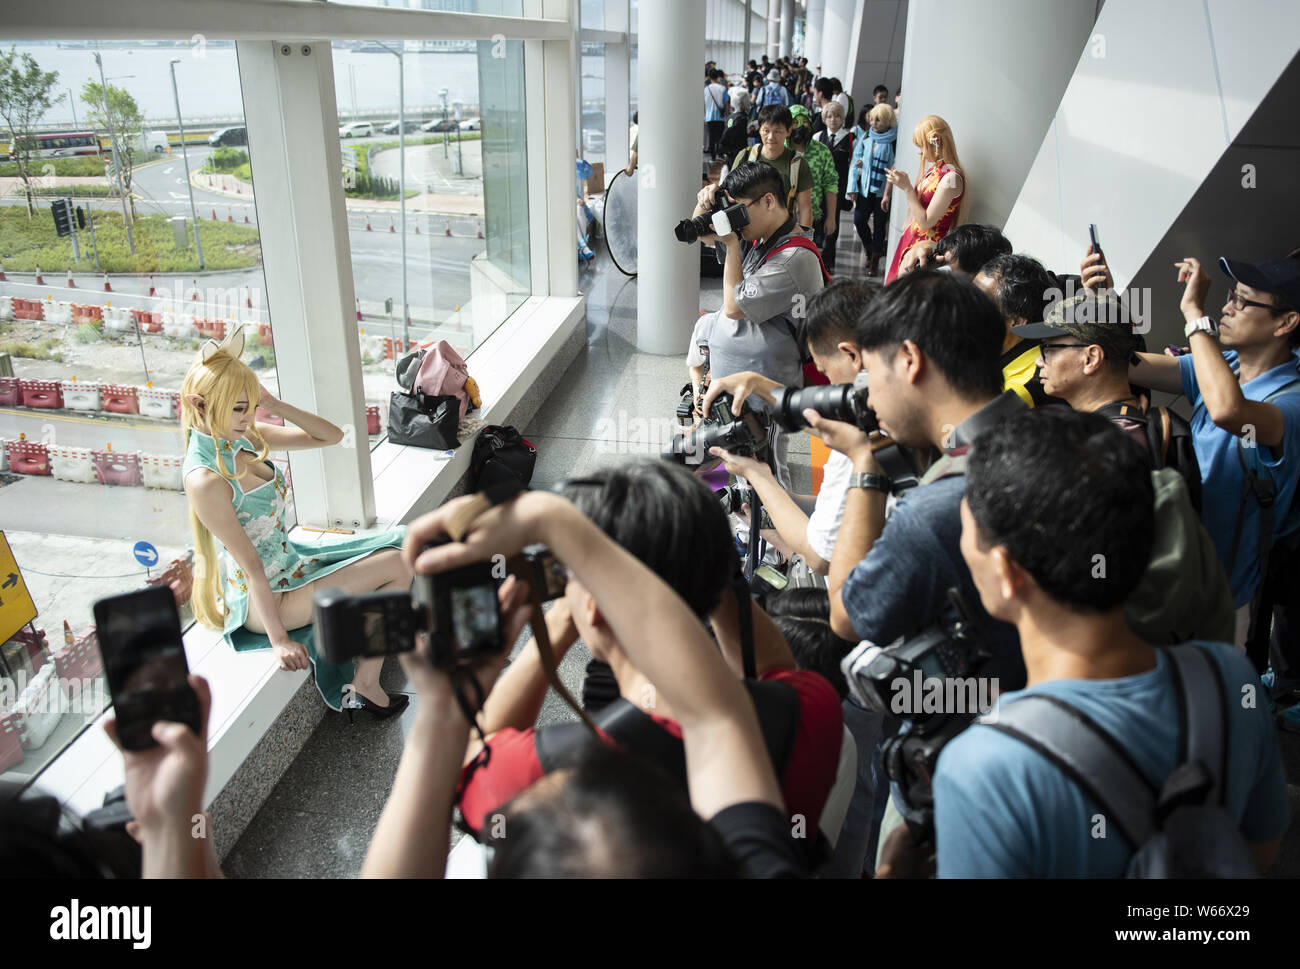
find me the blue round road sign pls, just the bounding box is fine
[133,541,159,567]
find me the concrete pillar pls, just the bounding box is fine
[604,0,630,176]
[636,0,705,354]
[820,0,856,81]
[780,0,796,57]
[805,0,826,72]
[767,0,781,60]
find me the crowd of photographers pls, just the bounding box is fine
[9,63,1300,880]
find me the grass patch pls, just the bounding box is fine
[72,323,102,344]
[0,338,62,360]
[0,207,262,273]
[0,157,106,178]
[27,185,119,197]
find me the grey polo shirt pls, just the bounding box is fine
[703,230,826,391]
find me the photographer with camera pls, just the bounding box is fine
[702,282,880,576]
[972,253,1067,409]
[413,461,842,863]
[361,476,832,878]
[806,270,1028,871]
[686,161,830,486]
[901,408,1288,878]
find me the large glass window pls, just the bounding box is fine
[0,38,288,782]
[335,37,529,428]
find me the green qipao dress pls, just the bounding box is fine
[182,429,406,710]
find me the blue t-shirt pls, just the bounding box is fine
[840,475,1024,689]
[1179,349,1300,606]
[934,641,1289,878]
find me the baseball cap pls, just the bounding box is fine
[1013,290,1140,360]
[1219,256,1300,310]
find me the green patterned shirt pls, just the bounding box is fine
[799,137,838,221]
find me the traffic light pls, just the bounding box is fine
[50,199,73,237]
[75,206,86,230]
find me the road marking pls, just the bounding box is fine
[0,408,180,433]
[163,166,175,175]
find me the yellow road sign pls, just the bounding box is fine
[0,532,37,646]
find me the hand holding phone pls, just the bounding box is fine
[95,586,202,750]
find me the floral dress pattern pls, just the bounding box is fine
[884,161,964,284]
[182,429,406,710]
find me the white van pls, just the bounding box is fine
[140,129,169,154]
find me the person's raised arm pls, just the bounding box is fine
[722,233,747,320]
[710,589,797,677]
[409,493,784,819]
[255,385,345,451]
[1178,256,1288,444]
[709,446,829,574]
[186,471,308,672]
[888,168,960,232]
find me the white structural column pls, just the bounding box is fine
[805,0,825,70]
[767,0,781,59]
[780,0,796,56]
[820,0,856,81]
[236,40,375,528]
[636,0,705,354]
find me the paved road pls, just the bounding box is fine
[0,407,184,455]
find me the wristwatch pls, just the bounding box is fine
[1184,315,1219,339]
[848,472,892,494]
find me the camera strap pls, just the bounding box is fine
[443,482,599,738]
[731,569,757,679]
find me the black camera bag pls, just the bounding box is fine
[388,390,461,449]
[470,424,537,490]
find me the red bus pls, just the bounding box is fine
[3,131,104,161]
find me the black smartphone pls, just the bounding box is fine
[94,586,201,750]
[1088,223,1101,254]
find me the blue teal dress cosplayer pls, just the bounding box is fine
[182,428,406,710]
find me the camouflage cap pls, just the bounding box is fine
[1012,289,1141,360]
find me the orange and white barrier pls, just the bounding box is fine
[49,444,96,484]
[100,383,140,415]
[61,380,102,412]
[141,452,185,490]
[139,387,180,420]
[20,379,63,410]
[91,448,143,487]
[5,440,50,475]
[0,377,19,407]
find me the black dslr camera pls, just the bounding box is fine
[770,378,925,492]
[662,392,769,467]
[314,540,567,668]
[675,198,751,244]
[841,589,995,838]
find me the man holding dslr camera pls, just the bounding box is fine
[689,161,829,486]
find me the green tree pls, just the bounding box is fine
[82,79,144,220]
[0,46,63,216]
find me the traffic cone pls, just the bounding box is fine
[477,224,484,239]
[355,298,363,322]
[227,208,234,222]
[243,212,250,223]
[414,223,420,235]
[34,265,43,286]
[66,269,75,288]
[389,217,395,233]
[191,279,199,302]
[445,222,452,237]
[147,274,156,298]
[0,260,6,281]
[365,218,372,231]
[103,273,112,292]
[211,209,218,221]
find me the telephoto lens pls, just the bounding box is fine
[770,383,876,432]
[674,212,715,244]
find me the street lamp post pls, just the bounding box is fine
[169,59,205,269]
[67,87,77,127]
[375,41,408,349]
[93,50,135,254]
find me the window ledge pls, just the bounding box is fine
[33,293,585,823]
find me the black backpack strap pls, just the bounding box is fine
[980,694,1158,851]
[1163,644,1228,806]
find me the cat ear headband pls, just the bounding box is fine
[200,323,246,363]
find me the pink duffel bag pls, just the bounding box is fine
[396,340,470,420]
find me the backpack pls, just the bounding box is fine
[396,340,471,421]
[1097,398,1202,513]
[469,424,536,491]
[746,144,805,219]
[981,643,1258,877]
[720,113,750,157]
[761,235,832,365]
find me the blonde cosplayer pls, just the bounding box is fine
[910,114,965,222]
[181,333,270,629]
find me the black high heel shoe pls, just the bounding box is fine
[343,690,410,723]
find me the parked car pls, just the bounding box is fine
[381,120,423,134]
[207,126,248,147]
[339,122,375,138]
[420,119,460,133]
[458,117,481,131]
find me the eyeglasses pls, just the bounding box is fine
[1226,286,1279,313]
[1037,342,1089,361]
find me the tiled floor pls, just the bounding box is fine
[222,226,1300,879]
